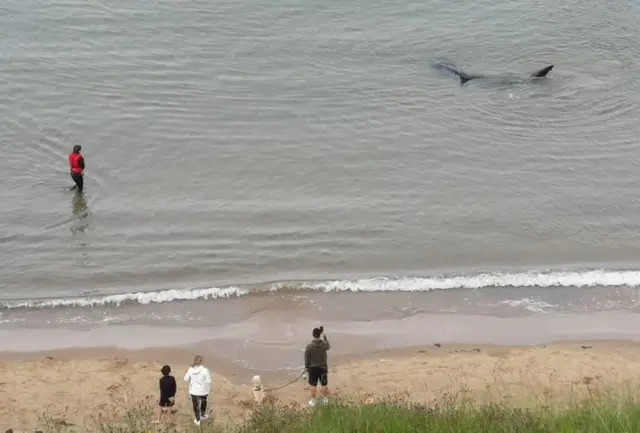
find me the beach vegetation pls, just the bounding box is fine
[35,388,640,433]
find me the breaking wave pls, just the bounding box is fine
[3,268,640,310]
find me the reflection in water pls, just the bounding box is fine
[70,191,91,234]
[70,190,93,267]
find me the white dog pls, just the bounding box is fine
[252,375,265,404]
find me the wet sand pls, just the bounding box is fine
[3,340,640,431]
[4,310,640,371]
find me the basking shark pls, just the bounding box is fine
[434,62,554,86]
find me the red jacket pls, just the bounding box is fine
[69,153,84,174]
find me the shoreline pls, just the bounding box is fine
[3,310,640,364]
[4,338,640,430]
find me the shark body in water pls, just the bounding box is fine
[434,62,554,86]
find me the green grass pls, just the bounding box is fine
[236,396,640,433]
[37,392,640,433]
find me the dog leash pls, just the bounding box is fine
[262,368,307,393]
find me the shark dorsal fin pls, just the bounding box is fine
[530,65,554,78]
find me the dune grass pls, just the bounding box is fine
[237,399,640,433]
[37,391,640,433]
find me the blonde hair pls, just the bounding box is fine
[193,355,203,366]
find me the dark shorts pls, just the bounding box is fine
[159,398,174,408]
[307,366,328,387]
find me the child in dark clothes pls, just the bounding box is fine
[158,365,177,424]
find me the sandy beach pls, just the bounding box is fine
[3,339,640,431]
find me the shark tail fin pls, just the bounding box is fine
[435,62,475,85]
[458,73,473,85]
[530,65,554,78]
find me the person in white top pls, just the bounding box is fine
[184,355,212,425]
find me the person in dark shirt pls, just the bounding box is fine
[158,364,177,424]
[304,326,331,407]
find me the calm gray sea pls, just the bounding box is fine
[2,0,640,356]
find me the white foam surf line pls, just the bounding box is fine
[283,270,640,292]
[498,298,556,314]
[0,286,247,309]
[3,269,640,309]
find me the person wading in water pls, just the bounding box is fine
[68,145,85,192]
